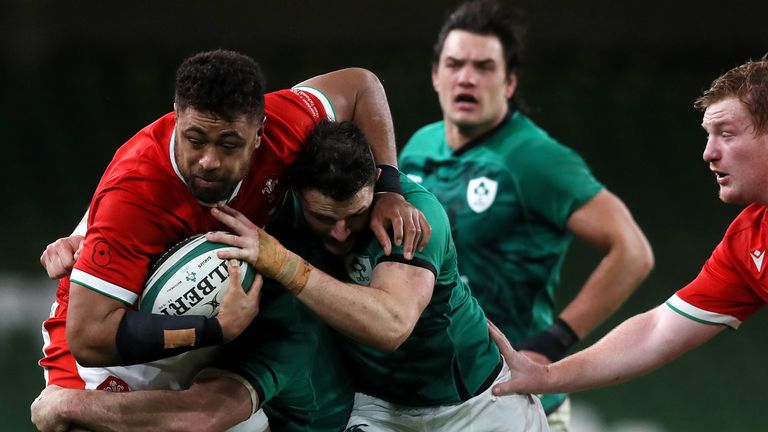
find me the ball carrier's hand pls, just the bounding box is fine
[217,260,264,342]
[207,205,314,296]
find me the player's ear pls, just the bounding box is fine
[505,72,518,99]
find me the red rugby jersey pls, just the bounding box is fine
[667,203,768,329]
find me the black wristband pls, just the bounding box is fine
[515,318,579,362]
[375,164,402,195]
[115,310,223,366]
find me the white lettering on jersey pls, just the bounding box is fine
[751,249,764,272]
[345,254,372,285]
[467,176,498,213]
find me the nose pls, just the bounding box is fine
[457,65,475,86]
[198,147,221,171]
[702,136,720,162]
[329,220,350,243]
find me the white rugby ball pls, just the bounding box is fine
[139,234,256,318]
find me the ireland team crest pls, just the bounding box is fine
[345,254,372,285]
[467,176,498,213]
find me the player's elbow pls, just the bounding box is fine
[625,231,655,279]
[374,314,418,352]
[67,325,115,367]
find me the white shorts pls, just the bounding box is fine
[345,359,549,432]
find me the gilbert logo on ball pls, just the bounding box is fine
[139,234,256,318]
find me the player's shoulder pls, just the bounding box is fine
[402,121,445,153]
[103,112,176,181]
[496,112,570,155]
[722,204,768,241]
[265,87,333,123]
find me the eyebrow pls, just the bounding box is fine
[183,126,244,140]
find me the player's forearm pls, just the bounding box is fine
[55,386,243,432]
[560,226,654,338]
[545,308,691,393]
[298,269,416,351]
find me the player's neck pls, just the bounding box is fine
[444,119,502,151]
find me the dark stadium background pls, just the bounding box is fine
[3,1,767,430]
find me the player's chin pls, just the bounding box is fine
[190,184,230,204]
[718,187,750,204]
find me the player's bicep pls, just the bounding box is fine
[653,305,724,355]
[67,282,127,358]
[370,261,434,319]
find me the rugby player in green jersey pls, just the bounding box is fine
[207,120,548,431]
[398,2,654,429]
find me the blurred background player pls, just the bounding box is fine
[398,1,654,429]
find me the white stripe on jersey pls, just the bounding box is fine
[666,294,742,329]
[40,300,59,384]
[71,269,139,305]
[292,86,336,121]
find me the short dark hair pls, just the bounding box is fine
[174,49,266,122]
[432,0,524,74]
[695,56,768,136]
[289,121,376,202]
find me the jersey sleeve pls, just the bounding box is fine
[667,240,764,329]
[514,139,603,229]
[290,86,336,121]
[71,187,185,305]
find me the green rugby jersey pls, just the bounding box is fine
[336,175,501,406]
[399,111,602,411]
[212,221,354,432]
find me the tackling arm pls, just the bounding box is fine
[31,377,253,432]
[206,207,433,352]
[298,261,434,351]
[493,305,725,395]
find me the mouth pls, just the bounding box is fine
[192,175,224,188]
[453,93,478,108]
[712,170,730,185]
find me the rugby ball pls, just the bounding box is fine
[139,234,256,318]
